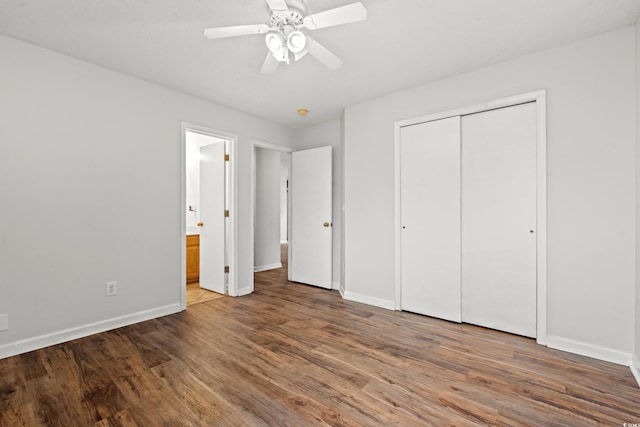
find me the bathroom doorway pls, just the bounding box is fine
[181,123,237,309]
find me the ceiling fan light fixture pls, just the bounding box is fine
[265,33,284,53]
[287,31,306,53]
[204,0,369,73]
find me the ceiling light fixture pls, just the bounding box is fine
[287,30,306,53]
[265,33,289,63]
[297,108,309,116]
[204,1,368,74]
[265,33,282,51]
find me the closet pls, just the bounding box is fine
[399,101,538,338]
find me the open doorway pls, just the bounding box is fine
[254,146,290,272]
[181,123,237,309]
[250,140,334,293]
[251,140,294,292]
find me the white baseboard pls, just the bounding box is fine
[0,303,182,360]
[254,263,282,272]
[546,335,632,366]
[280,240,288,244]
[338,284,345,298]
[236,286,253,297]
[343,291,395,311]
[332,281,341,291]
[631,354,640,387]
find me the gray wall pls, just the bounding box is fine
[0,34,294,356]
[254,147,282,270]
[635,19,640,376]
[343,27,636,362]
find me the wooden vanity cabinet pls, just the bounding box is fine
[186,235,200,284]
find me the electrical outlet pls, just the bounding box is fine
[106,281,117,296]
[0,313,8,331]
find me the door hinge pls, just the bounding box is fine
[224,266,229,273]
[224,210,229,217]
[224,154,230,161]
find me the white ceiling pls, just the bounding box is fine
[1,0,639,129]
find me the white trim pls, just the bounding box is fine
[394,122,402,310]
[0,304,181,360]
[343,291,395,311]
[546,335,632,366]
[228,132,239,297]
[631,354,640,387]
[332,281,341,290]
[254,263,283,272]
[281,240,289,244]
[338,283,345,298]
[535,93,548,345]
[181,123,238,303]
[252,139,295,153]
[180,125,187,309]
[250,139,295,295]
[393,90,548,345]
[395,91,546,129]
[236,286,253,297]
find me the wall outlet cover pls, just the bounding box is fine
[106,281,117,296]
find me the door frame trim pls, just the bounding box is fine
[181,122,238,309]
[393,90,547,345]
[250,139,294,294]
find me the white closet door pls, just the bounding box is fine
[461,102,537,338]
[400,116,461,322]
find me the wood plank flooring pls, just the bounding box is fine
[2,247,639,425]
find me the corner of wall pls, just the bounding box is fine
[635,16,640,387]
[632,354,640,387]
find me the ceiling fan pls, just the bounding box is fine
[203,0,367,73]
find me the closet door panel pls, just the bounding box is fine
[461,103,537,337]
[400,116,461,322]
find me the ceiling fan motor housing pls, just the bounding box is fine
[269,9,304,31]
[203,0,366,72]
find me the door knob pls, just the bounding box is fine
[323,222,331,227]
[197,222,204,227]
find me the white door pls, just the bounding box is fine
[199,142,226,294]
[290,146,332,289]
[400,117,462,322]
[461,102,537,337]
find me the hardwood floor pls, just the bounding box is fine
[186,282,224,307]
[1,247,639,425]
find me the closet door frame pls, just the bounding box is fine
[393,90,548,345]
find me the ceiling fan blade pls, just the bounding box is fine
[303,2,367,30]
[294,47,309,61]
[265,0,288,12]
[306,39,342,70]
[261,52,280,74]
[204,24,270,39]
